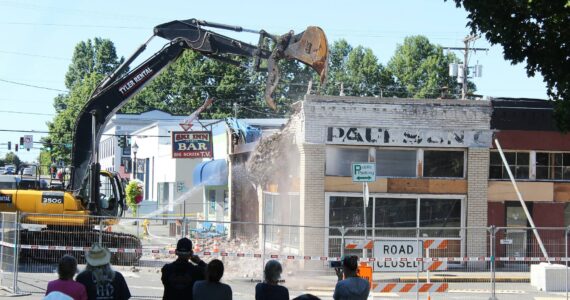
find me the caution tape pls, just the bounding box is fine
[2,241,568,262]
[373,282,449,293]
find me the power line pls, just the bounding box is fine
[0,110,54,116]
[0,49,70,61]
[0,78,67,93]
[0,21,149,30]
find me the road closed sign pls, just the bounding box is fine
[374,240,422,272]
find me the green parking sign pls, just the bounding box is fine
[352,162,376,182]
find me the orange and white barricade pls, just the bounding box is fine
[373,282,449,293]
[423,240,448,250]
[345,239,373,250]
[424,260,448,271]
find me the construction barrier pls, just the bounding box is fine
[2,213,570,299]
[373,282,449,293]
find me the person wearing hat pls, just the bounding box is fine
[76,244,131,300]
[161,237,206,300]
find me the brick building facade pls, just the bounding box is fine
[258,95,493,259]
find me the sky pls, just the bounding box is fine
[0,0,550,162]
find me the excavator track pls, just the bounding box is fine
[19,228,142,265]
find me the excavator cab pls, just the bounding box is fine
[97,171,125,218]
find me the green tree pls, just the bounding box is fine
[46,38,123,162]
[449,0,570,130]
[323,40,396,97]
[387,35,466,98]
[4,152,21,169]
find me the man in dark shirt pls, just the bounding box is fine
[161,238,206,300]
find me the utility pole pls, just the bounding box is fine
[445,35,488,99]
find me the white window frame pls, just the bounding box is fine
[534,151,570,182]
[325,192,466,257]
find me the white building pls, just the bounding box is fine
[100,110,286,224]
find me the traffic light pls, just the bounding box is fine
[19,137,24,146]
[118,135,126,148]
[15,144,18,152]
[7,141,11,150]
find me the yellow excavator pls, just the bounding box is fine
[0,19,328,264]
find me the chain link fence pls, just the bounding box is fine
[2,212,570,299]
[0,212,19,294]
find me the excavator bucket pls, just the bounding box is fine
[284,26,329,84]
[264,26,329,110]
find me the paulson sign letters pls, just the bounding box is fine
[172,131,213,158]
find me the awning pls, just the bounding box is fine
[192,159,228,186]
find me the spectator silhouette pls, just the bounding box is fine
[161,237,206,300]
[293,294,321,300]
[45,255,87,300]
[333,256,369,300]
[193,259,232,300]
[255,260,289,300]
[76,244,131,300]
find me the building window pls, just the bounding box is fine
[423,150,464,178]
[565,203,570,227]
[376,149,416,177]
[536,152,570,180]
[327,194,463,258]
[329,196,373,236]
[208,189,216,215]
[419,198,461,237]
[489,151,530,179]
[374,198,416,237]
[326,147,369,176]
[263,192,300,250]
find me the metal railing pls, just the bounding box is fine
[2,212,570,299]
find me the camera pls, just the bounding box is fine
[329,260,342,268]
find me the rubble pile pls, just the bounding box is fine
[245,112,299,185]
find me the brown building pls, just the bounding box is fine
[488,98,570,258]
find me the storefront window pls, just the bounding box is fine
[423,150,464,178]
[419,198,461,237]
[208,189,216,214]
[376,149,416,177]
[328,195,462,238]
[329,196,372,235]
[263,192,300,251]
[536,152,570,180]
[374,198,417,237]
[326,147,369,176]
[489,151,529,179]
[564,203,570,227]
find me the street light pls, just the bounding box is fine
[132,141,139,180]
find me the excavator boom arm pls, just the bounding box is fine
[70,18,328,211]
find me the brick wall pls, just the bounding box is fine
[302,95,492,144]
[467,148,490,258]
[298,142,326,256]
[294,96,492,258]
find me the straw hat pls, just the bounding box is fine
[85,244,111,267]
[44,291,73,300]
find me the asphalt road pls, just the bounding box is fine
[6,262,570,300]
